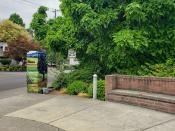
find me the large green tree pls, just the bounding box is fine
[9,13,25,27]
[47,0,175,76]
[30,6,48,42]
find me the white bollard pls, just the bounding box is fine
[93,74,97,100]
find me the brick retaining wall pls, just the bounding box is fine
[108,94,175,114]
[105,75,175,98]
[105,75,175,113]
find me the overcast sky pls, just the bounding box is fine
[0,0,61,28]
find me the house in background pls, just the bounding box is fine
[0,42,7,57]
[0,42,18,66]
[0,19,7,57]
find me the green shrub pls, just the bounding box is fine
[0,65,26,72]
[22,66,26,71]
[87,85,93,98]
[87,80,105,101]
[52,72,70,90]
[67,81,87,95]
[0,66,8,71]
[9,66,13,71]
[97,80,105,100]
[69,67,94,83]
[51,65,97,91]
[64,65,75,70]
[0,59,11,65]
[13,66,17,71]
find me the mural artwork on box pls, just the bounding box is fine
[27,51,47,93]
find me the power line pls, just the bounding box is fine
[16,0,61,18]
[21,0,55,10]
[18,0,61,11]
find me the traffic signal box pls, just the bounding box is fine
[27,51,47,93]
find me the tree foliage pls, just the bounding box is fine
[47,0,175,76]
[0,20,31,43]
[46,17,75,56]
[5,36,41,62]
[30,6,48,42]
[9,13,25,27]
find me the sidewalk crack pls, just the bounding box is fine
[48,102,102,124]
[140,117,175,131]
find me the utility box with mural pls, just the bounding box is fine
[27,51,47,93]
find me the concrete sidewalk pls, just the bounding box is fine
[6,94,175,131]
[0,117,61,131]
[0,88,61,131]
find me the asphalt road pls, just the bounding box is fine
[0,71,55,91]
[0,72,26,91]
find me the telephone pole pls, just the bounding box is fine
[52,9,59,18]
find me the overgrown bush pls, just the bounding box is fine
[67,81,87,95]
[69,67,94,83]
[64,65,75,70]
[0,66,9,71]
[52,72,70,90]
[0,59,11,65]
[88,80,105,101]
[141,59,175,77]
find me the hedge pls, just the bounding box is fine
[0,65,26,72]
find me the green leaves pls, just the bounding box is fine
[110,29,149,69]
[46,17,77,57]
[80,11,100,35]
[30,6,48,42]
[9,13,25,27]
[80,8,118,36]
[125,2,146,26]
[47,0,175,76]
[71,3,92,21]
[113,29,148,51]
